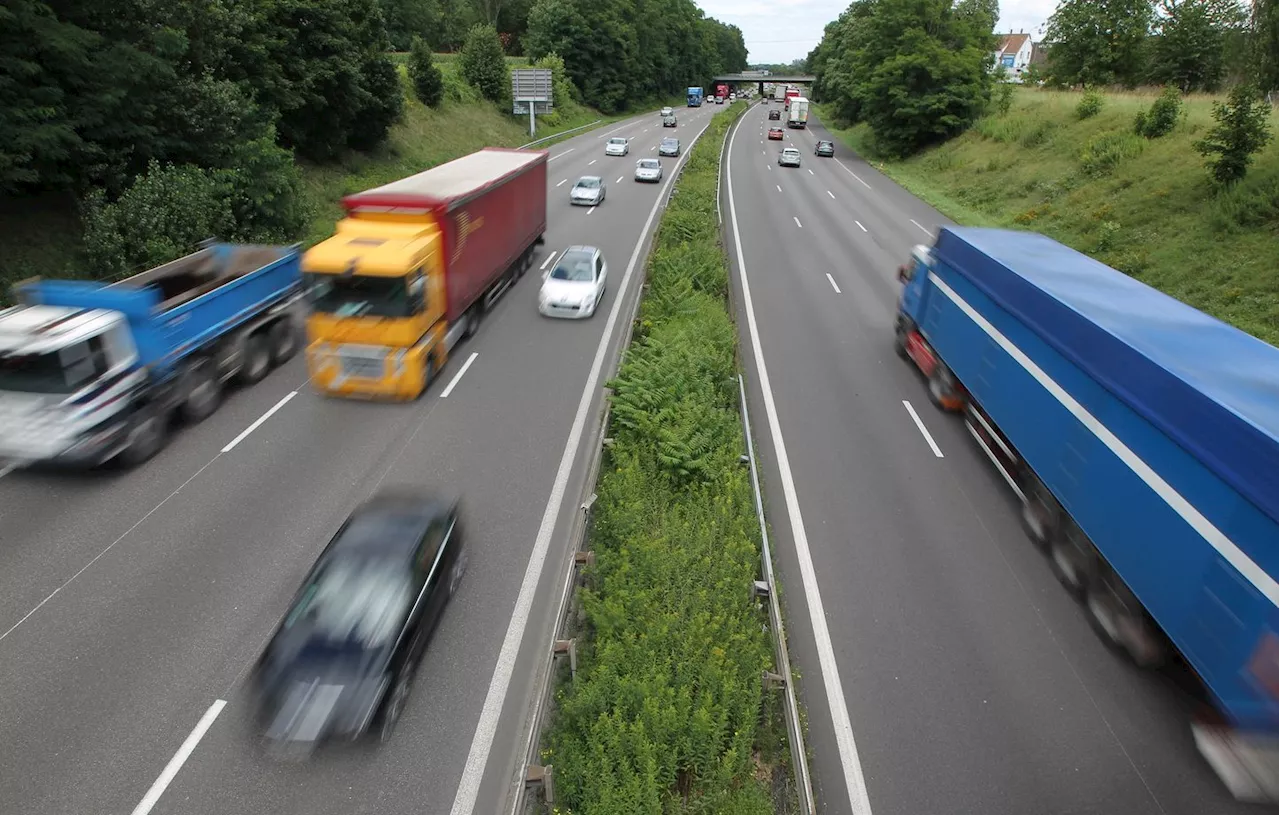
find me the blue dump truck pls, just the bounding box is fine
[687,86,703,107]
[0,242,304,468]
[895,227,1278,801]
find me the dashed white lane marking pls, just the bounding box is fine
[540,252,556,271]
[827,190,836,199]
[826,273,842,294]
[793,216,803,228]
[902,400,945,458]
[222,391,297,453]
[549,148,575,161]
[856,220,867,232]
[130,699,227,815]
[556,179,567,187]
[587,159,597,166]
[439,352,479,399]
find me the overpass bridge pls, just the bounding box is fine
[709,74,815,97]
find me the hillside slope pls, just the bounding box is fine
[824,88,1279,344]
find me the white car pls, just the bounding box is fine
[660,106,673,117]
[604,137,629,156]
[539,246,607,319]
[778,147,802,168]
[634,158,662,183]
[570,176,605,206]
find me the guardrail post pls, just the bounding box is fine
[525,764,555,804]
[762,670,787,691]
[553,638,578,680]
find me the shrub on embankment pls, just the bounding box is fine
[542,102,785,813]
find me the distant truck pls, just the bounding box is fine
[784,87,800,107]
[773,85,787,103]
[0,243,304,468]
[895,227,1279,802]
[304,147,547,400]
[786,96,809,128]
[714,83,730,101]
[687,86,704,107]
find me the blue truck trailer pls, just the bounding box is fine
[894,227,1278,801]
[687,86,703,107]
[0,242,304,468]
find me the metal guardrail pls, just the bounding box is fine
[519,119,603,149]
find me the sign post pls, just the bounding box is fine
[511,68,554,138]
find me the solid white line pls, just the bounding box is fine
[549,148,575,162]
[439,352,478,398]
[587,159,597,166]
[449,114,718,815]
[835,158,872,189]
[540,251,556,271]
[221,391,297,453]
[855,220,867,232]
[555,179,567,187]
[726,107,873,815]
[901,400,944,458]
[910,219,933,236]
[826,273,842,294]
[793,216,802,228]
[827,190,836,200]
[130,699,226,815]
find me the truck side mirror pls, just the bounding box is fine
[896,265,908,282]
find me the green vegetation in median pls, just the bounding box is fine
[820,88,1278,344]
[541,102,795,813]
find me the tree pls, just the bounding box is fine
[380,0,440,51]
[408,36,445,106]
[1248,0,1278,92]
[1148,0,1247,92]
[1194,83,1273,184]
[460,23,509,101]
[1044,0,1155,88]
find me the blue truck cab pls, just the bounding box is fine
[687,86,703,107]
[0,242,303,468]
[895,227,1278,800]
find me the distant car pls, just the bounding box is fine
[658,137,680,157]
[634,157,662,183]
[539,246,607,319]
[767,127,784,140]
[252,491,465,747]
[815,140,835,157]
[662,115,677,127]
[570,176,606,206]
[768,109,781,121]
[779,147,802,167]
[605,137,629,156]
[660,106,673,117]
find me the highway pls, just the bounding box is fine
[0,101,726,815]
[722,102,1262,815]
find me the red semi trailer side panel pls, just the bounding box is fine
[341,147,548,323]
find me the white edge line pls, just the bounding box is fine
[549,148,574,161]
[449,113,719,815]
[910,219,934,236]
[825,273,842,294]
[928,272,1279,606]
[901,400,944,458]
[130,699,226,815]
[835,158,872,189]
[221,391,297,453]
[439,351,479,398]
[726,105,874,815]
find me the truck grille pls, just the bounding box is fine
[337,346,388,380]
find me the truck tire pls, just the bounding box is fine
[1049,527,1096,599]
[462,306,482,340]
[1085,570,1168,669]
[237,334,272,385]
[926,364,959,410]
[268,318,299,365]
[118,405,169,467]
[894,325,909,360]
[181,358,222,424]
[1019,479,1058,550]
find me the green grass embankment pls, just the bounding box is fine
[821,88,1279,344]
[539,102,797,813]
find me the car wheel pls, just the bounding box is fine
[377,670,413,743]
[448,550,468,598]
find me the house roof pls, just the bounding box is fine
[996,33,1031,56]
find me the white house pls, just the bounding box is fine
[993,32,1034,78]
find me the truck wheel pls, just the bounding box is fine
[926,364,959,410]
[237,334,272,385]
[118,406,169,468]
[463,306,482,339]
[893,325,909,360]
[1049,530,1095,599]
[181,359,222,424]
[1085,571,1168,669]
[1018,480,1058,550]
[268,319,299,365]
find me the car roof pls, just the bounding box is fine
[329,491,454,560]
[661,136,678,142]
[638,158,660,165]
[577,175,602,183]
[561,245,600,258]
[608,137,627,142]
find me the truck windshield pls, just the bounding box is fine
[0,343,101,395]
[307,273,411,318]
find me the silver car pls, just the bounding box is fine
[658,137,680,157]
[778,147,802,168]
[570,176,605,206]
[634,158,662,183]
[604,137,629,156]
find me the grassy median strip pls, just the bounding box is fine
[540,102,792,813]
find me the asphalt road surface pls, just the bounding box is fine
[0,101,726,815]
[722,102,1263,815]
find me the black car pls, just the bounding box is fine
[815,140,835,157]
[768,109,781,121]
[252,491,466,747]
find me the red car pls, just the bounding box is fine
[767,127,784,140]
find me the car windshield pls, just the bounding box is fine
[576,178,600,189]
[550,253,595,282]
[284,557,414,648]
[609,138,627,146]
[638,160,659,169]
[307,273,410,318]
[0,342,103,395]
[662,139,677,147]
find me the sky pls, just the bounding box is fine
[697,0,1060,65]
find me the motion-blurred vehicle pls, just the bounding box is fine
[768,109,781,121]
[570,176,606,206]
[304,148,547,400]
[778,147,802,168]
[662,114,677,127]
[252,491,465,747]
[815,140,835,157]
[0,242,303,469]
[634,158,662,183]
[658,137,680,157]
[538,246,607,319]
[604,137,630,156]
[767,127,784,140]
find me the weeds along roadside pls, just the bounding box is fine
[536,101,800,813]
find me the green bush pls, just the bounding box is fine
[1194,84,1274,186]
[545,103,776,813]
[1079,131,1144,176]
[1076,89,1104,119]
[1133,86,1182,139]
[994,82,1015,116]
[459,24,508,102]
[408,37,445,108]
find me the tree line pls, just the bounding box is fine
[1,0,744,279]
